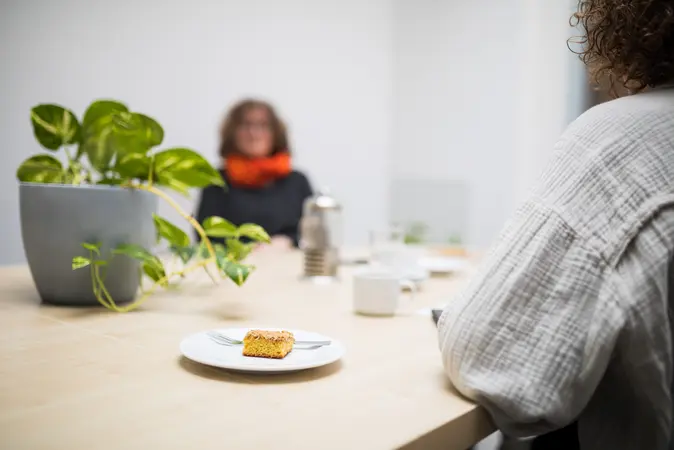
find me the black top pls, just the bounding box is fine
[530,422,579,449]
[195,170,313,247]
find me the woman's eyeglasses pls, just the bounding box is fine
[239,121,271,132]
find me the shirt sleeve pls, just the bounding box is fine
[194,186,225,243]
[279,172,314,247]
[279,227,301,248]
[438,201,627,438]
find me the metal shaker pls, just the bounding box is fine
[299,188,342,281]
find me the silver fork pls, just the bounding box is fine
[206,331,331,350]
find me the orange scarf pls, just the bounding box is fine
[225,152,292,188]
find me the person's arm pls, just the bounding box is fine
[194,186,225,243]
[438,201,625,438]
[278,172,313,248]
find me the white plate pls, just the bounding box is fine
[401,267,430,283]
[180,327,345,374]
[418,256,468,274]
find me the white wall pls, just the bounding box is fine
[391,0,520,248]
[391,0,579,248]
[0,0,393,264]
[565,0,594,125]
[0,0,583,264]
[513,0,579,206]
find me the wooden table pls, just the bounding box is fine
[0,250,494,450]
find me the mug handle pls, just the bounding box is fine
[399,280,418,315]
[400,279,416,300]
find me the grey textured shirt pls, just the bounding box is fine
[438,86,674,449]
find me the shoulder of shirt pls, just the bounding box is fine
[575,88,673,125]
[533,89,674,264]
[207,169,308,191]
[287,169,308,179]
[284,169,310,186]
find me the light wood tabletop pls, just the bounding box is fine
[0,249,494,450]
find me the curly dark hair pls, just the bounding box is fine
[218,99,289,157]
[570,0,674,95]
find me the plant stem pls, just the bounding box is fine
[87,183,224,312]
[93,265,117,310]
[63,148,78,185]
[89,253,112,310]
[148,155,155,187]
[135,184,217,261]
[111,258,212,313]
[203,266,218,283]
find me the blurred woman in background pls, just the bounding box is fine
[196,99,312,249]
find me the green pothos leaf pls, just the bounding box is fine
[30,104,81,150]
[152,214,190,248]
[71,256,91,270]
[153,148,224,191]
[237,223,270,243]
[213,243,228,270]
[82,100,129,127]
[16,154,64,183]
[137,113,163,147]
[81,242,101,255]
[202,216,238,238]
[142,259,167,285]
[189,241,211,260]
[169,245,197,264]
[225,238,255,262]
[112,244,166,286]
[80,111,150,172]
[112,243,154,261]
[115,153,151,180]
[221,260,253,286]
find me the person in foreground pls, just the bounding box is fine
[196,99,312,250]
[438,1,674,449]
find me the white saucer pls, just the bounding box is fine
[360,263,430,284]
[401,267,430,283]
[180,327,345,374]
[418,256,468,274]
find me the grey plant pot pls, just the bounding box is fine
[19,183,158,306]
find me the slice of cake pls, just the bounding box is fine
[242,330,295,359]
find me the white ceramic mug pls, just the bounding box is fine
[353,270,416,316]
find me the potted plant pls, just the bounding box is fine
[17,99,269,312]
[403,221,428,244]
